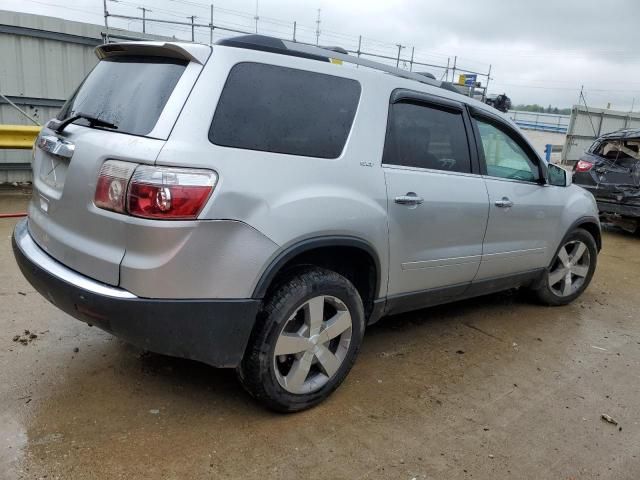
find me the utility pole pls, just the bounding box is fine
[395,44,405,68]
[254,0,259,33]
[210,4,214,45]
[292,21,297,42]
[137,7,151,34]
[484,64,492,101]
[577,85,584,107]
[103,0,109,43]
[315,8,321,45]
[187,15,196,42]
[451,56,457,84]
[443,58,450,81]
[409,47,414,72]
[356,36,362,58]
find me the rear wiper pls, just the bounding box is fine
[49,112,118,133]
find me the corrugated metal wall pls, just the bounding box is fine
[0,10,105,182]
[562,105,640,164]
[0,10,166,183]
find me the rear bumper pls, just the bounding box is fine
[596,200,640,217]
[12,219,259,367]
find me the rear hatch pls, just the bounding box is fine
[28,42,210,285]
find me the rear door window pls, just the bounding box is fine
[383,101,472,173]
[209,63,361,159]
[58,56,187,136]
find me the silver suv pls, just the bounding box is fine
[13,35,601,412]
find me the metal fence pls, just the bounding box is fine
[562,105,640,163]
[1,6,493,182]
[507,110,570,134]
[102,3,491,91]
[0,10,176,182]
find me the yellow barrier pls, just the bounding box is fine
[0,125,42,149]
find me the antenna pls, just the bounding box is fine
[315,8,321,45]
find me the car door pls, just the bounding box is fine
[470,110,566,281]
[383,90,490,312]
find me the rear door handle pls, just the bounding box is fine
[494,197,513,208]
[395,193,424,206]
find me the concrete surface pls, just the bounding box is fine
[1,193,640,480]
[520,130,566,163]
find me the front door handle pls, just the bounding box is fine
[495,197,513,208]
[395,192,424,206]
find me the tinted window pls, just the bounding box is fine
[475,119,540,182]
[58,56,187,136]
[383,102,471,173]
[209,63,361,158]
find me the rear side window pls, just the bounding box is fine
[209,63,361,158]
[383,102,471,173]
[58,56,187,136]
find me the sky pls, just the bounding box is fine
[4,0,640,110]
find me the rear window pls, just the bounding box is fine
[209,63,361,159]
[592,138,640,163]
[58,56,187,136]
[383,101,472,173]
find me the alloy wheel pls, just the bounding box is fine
[273,295,353,394]
[548,240,591,297]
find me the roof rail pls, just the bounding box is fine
[216,34,442,88]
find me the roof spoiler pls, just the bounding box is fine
[95,42,211,65]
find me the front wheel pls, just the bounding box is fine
[238,267,365,412]
[533,228,598,306]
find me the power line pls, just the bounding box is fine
[495,82,640,93]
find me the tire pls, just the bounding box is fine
[533,228,598,306]
[237,267,365,412]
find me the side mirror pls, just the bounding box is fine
[547,163,572,187]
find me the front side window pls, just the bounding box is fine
[383,101,471,173]
[475,119,540,182]
[58,56,187,136]
[209,63,361,159]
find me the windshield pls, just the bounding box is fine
[58,56,187,136]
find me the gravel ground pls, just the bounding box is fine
[1,192,639,480]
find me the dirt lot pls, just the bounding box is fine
[1,191,640,480]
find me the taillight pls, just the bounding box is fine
[575,160,594,173]
[95,160,137,213]
[127,166,216,219]
[94,160,217,220]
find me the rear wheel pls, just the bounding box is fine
[238,267,365,412]
[533,228,597,306]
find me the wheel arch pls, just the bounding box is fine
[569,216,602,251]
[251,236,383,317]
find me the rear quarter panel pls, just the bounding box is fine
[156,46,392,297]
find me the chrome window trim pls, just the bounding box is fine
[481,174,544,187]
[381,163,483,179]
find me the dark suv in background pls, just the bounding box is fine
[573,129,640,233]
